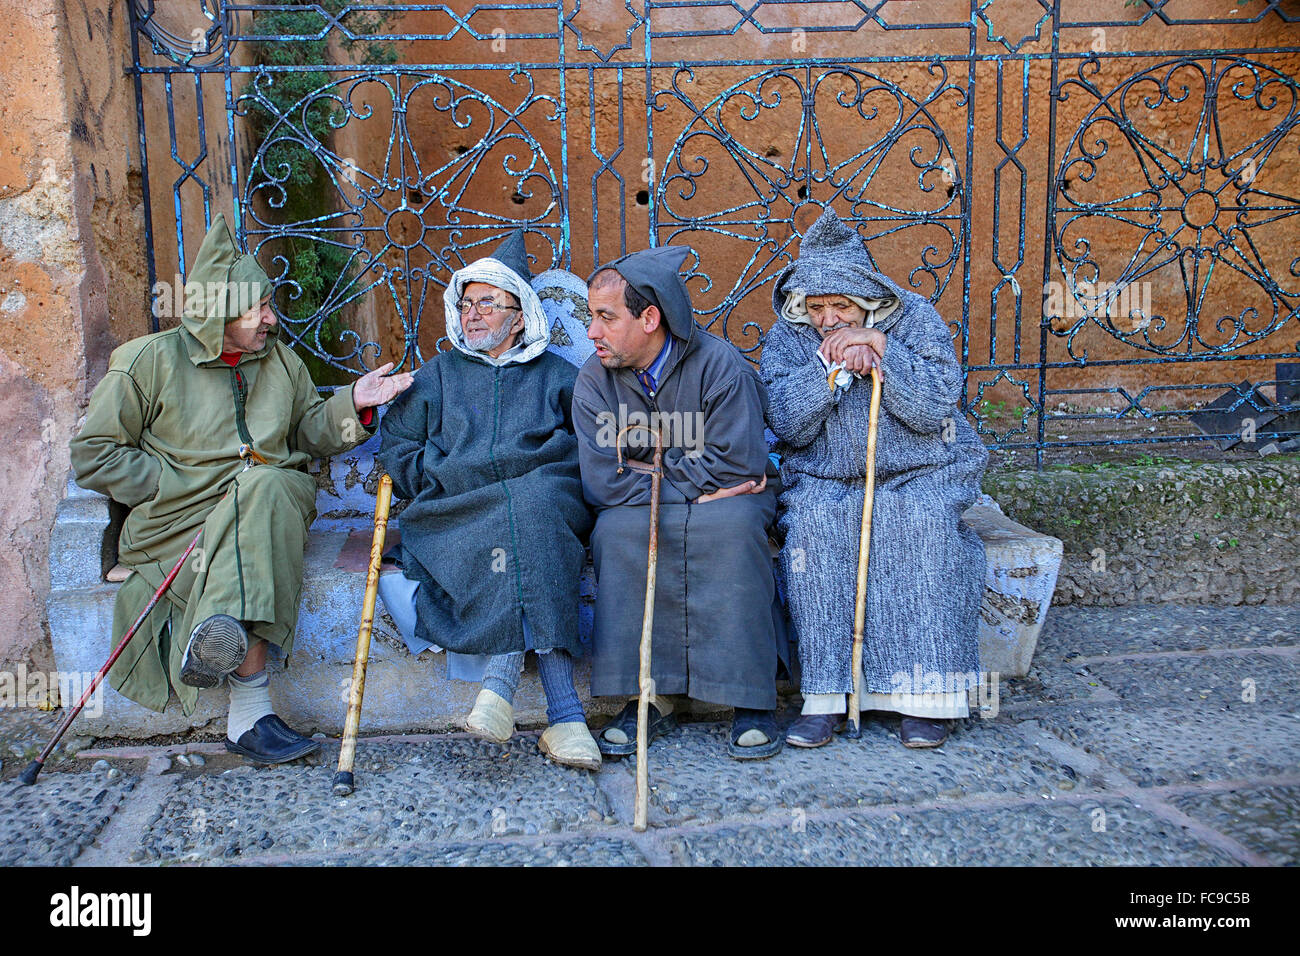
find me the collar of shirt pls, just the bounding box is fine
[634,334,674,398]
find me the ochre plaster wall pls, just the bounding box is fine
[0,0,144,669]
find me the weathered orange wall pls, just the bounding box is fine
[0,0,145,669]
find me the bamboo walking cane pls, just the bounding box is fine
[840,364,883,738]
[332,473,393,796]
[20,527,204,785]
[615,425,664,832]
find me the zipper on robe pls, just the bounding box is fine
[486,367,528,617]
[229,366,254,447]
[228,366,250,617]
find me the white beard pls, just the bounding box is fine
[465,321,516,354]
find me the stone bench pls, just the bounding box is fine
[47,437,1062,738]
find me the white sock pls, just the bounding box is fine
[801,693,847,716]
[227,669,273,743]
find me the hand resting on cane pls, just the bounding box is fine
[820,327,886,376]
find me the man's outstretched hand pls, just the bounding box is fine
[353,362,414,410]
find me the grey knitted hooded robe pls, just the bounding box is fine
[760,208,987,707]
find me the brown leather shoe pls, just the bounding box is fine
[900,716,949,748]
[785,712,838,748]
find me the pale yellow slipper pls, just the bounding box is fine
[465,688,514,743]
[538,721,603,772]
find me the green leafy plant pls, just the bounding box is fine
[245,2,396,385]
[979,398,1008,421]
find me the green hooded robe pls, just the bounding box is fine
[70,214,375,714]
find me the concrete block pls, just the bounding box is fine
[47,477,603,738]
[48,519,106,591]
[48,478,112,591]
[310,415,386,523]
[962,495,1064,678]
[49,466,1061,737]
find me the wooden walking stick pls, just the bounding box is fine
[19,527,204,785]
[844,364,883,738]
[615,425,664,832]
[332,473,393,796]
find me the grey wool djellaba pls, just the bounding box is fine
[759,207,988,704]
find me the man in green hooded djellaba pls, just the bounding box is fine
[70,213,413,764]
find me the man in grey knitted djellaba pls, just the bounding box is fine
[759,207,988,750]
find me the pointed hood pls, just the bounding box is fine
[488,229,533,284]
[182,213,273,363]
[588,245,696,341]
[771,207,904,332]
[443,230,549,366]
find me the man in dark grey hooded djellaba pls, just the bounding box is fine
[377,231,602,771]
[760,207,988,750]
[573,245,786,760]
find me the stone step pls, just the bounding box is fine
[965,496,1064,679]
[48,529,606,738]
[47,438,1063,738]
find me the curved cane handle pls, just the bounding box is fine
[614,423,664,475]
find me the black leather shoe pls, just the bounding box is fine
[900,716,949,749]
[180,615,247,688]
[785,712,838,748]
[225,714,320,765]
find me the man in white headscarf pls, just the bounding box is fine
[377,231,601,770]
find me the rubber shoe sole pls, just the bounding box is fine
[180,614,248,688]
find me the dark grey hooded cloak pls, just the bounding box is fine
[572,246,783,710]
[760,207,987,710]
[378,231,593,656]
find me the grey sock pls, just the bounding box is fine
[537,649,584,725]
[482,652,524,704]
[227,669,272,742]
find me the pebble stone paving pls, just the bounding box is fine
[1,768,140,867]
[1168,786,1300,866]
[1,605,1296,866]
[661,800,1241,867]
[603,716,1089,828]
[274,838,651,867]
[1083,654,1300,713]
[1031,705,1300,788]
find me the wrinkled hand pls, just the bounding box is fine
[839,344,880,376]
[821,326,886,366]
[353,362,414,410]
[694,473,767,503]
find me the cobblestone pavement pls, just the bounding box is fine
[3,605,1297,866]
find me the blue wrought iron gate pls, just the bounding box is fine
[128,1,1300,465]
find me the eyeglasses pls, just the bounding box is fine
[457,297,520,316]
